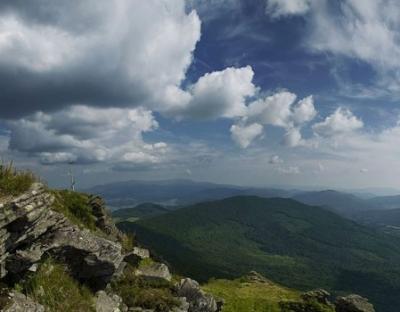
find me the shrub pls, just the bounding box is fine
[0,162,35,197]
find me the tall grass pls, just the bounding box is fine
[18,258,95,312]
[0,162,35,197]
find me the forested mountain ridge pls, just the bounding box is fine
[118,196,400,312]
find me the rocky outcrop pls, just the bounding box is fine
[0,184,124,289]
[88,195,123,241]
[2,291,44,312]
[0,184,222,312]
[176,278,223,312]
[335,295,375,312]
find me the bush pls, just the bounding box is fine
[0,162,35,197]
[18,258,95,312]
[111,265,179,312]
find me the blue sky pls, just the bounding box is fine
[1,0,400,190]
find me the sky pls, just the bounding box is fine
[1,0,400,190]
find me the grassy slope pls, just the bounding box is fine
[118,196,400,312]
[203,278,300,312]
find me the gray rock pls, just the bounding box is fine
[175,278,223,312]
[124,247,150,267]
[135,262,172,281]
[171,297,190,312]
[2,291,44,312]
[96,290,126,312]
[301,289,332,305]
[335,294,375,312]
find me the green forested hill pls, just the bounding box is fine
[117,196,400,312]
[112,203,170,222]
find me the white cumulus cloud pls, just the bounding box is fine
[312,107,363,137]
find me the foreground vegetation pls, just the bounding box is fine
[118,196,400,312]
[0,162,35,197]
[16,258,95,312]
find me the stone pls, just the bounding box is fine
[135,262,172,281]
[335,294,375,312]
[96,290,125,312]
[124,247,150,267]
[175,278,223,312]
[2,291,44,312]
[301,289,332,305]
[172,297,190,312]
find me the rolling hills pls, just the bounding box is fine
[117,196,400,312]
[292,190,377,219]
[86,179,294,208]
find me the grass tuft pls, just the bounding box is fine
[0,161,35,197]
[17,258,95,312]
[52,190,97,231]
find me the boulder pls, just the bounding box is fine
[95,290,127,312]
[124,247,150,267]
[335,294,375,312]
[175,278,223,312]
[135,262,172,281]
[301,289,332,305]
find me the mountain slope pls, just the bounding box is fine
[355,208,400,231]
[118,196,400,312]
[292,190,376,218]
[367,195,400,210]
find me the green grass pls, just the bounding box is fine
[203,278,300,312]
[52,190,97,231]
[18,258,95,312]
[0,162,35,197]
[203,276,335,312]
